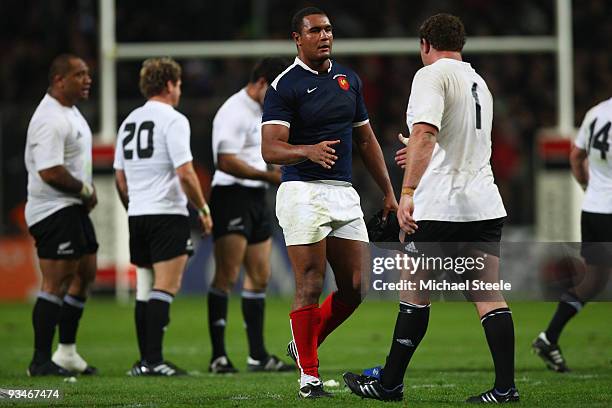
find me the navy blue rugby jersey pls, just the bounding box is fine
[262,57,369,183]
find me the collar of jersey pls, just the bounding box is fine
[145,100,175,110]
[294,57,332,75]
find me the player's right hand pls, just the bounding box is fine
[84,186,98,212]
[265,167,282,185]
[306,140,340,169]
[397,194,418,235]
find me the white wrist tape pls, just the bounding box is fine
[80,182,94,199]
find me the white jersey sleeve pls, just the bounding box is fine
[29,119,68,171]
[166,115,193,168]
[213,109,247,155]
[406,66,445,131]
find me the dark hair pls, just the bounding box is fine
[291,6,327,34]
[48,54,81,85]
[139,57,182,98]
[249,58,290,85]
[419,13,466,52]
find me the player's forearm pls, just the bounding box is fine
[356,134,394,196]
[262,139,309,165]
[402,129,436,189]
[178,170,207,211]
[570,147,589,187]
[39,165,87,195]
[114,173,129,210]
[218,155,271,181]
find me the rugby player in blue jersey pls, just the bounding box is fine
[261,6,397,399]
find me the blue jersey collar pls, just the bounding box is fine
[294,57,333,75]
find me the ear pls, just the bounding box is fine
[292,31,301,46]
[422,39,431,54]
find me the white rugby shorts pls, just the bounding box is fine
[276,180,369,246]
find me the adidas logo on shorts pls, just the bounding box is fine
[404,241,418,253]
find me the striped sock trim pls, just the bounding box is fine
[399,301,430,313]
[38,291,63,305]
[209,287,228,297]
[480,307,512,324]
[560,292,585,312]
[63,295,86,309]
[241,290,266,299]
[149,290,174,304]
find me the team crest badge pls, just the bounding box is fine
[336,75,350,91]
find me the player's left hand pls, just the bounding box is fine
[382,192,399,221]
[397,194,418,235]
[395,133,409,168]
[199,212,213,236]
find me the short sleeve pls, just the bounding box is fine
[113,123,125,170]
[166,115,193,168]
[406,66,445,131]
[29,120,65,171]
[262,86,293,128]
[352,74,369,127]
[212,109,247,155]
[574,107,595,150]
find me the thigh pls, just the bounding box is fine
[211,185,251,242]
[276,181,332,246]
[79,208,99,255]
[326,237,368,301]
[129,216,151,267]
[244,239,272,290]
[149,215,191,264]
[39,258,80,295]
[581,212,612,267]
[248,190,273,244]
[287,240,328,307]
[213,234,248,288]
[29,205,85,260]
[153,255,188,295]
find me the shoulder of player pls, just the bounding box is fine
[270,62,302,92]
[29,99,71,136]
[215,90,248,116]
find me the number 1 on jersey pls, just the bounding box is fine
[471,82,482,130]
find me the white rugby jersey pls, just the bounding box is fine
[574,97,612,214]
[211,88,268,188]
[406,58,506,222]
[25,94,93,226]
[113,100,193,216]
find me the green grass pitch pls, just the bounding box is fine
[0,298,610,407]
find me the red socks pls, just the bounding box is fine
[317,291,358,346]
[290,293,360,379]
[289,304,321,378]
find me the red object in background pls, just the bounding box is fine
[0,237,38,300]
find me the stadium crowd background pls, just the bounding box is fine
[1,0,612,236]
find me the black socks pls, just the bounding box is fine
[381,302,430,389]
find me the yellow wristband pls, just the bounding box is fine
[401,186,415,196]
[198,204,210,216]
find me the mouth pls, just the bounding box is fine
[318,44,330,52]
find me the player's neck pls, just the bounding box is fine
[149,95,174,106]
[48,88,75,107]
[298,55,330,74]
[430,51,462,64]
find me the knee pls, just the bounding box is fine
[245,269,270,291]
[212,267,240,292]
[296,280,323,305]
